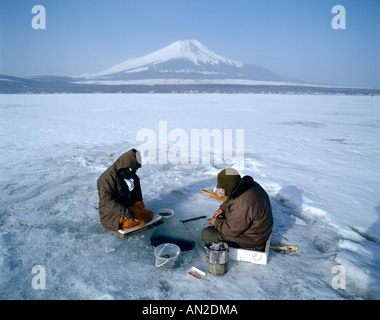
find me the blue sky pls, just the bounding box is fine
[0,0,379,87]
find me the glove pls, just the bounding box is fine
[129,201,154,223]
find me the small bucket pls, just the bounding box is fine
[205,242,229,275]
[154,243,181,268]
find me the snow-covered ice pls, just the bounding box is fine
[0,93,379,300]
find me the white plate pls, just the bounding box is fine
[117,214,162,234]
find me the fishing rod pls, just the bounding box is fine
[179,215,207,254]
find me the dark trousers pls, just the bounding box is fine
[201,226,266,251]
[201,226,225,244]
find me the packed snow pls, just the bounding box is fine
[0,93,379,300]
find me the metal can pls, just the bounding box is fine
[205,242,229,275]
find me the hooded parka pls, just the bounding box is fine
[214,174,273,248]
[97,149,143,231]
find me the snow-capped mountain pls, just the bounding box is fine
[84,39,242,77]
[79,39,283,83]
[4,39,377,93]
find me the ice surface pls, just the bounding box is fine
[0,93,379,300]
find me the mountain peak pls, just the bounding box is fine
[173,39,202,46]
[170,39,211,53]
[84,39,243,78]
[165,39,242,67]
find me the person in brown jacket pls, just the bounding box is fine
[97,149,153,231]
[201,168,273,250]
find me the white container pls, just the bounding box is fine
[156,208,174,219]
[228,236,271,265]
[154,243,181,268]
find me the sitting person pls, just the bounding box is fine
[97,149,153,231]
[201,168,273,250]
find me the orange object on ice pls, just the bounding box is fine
[201,189,227,201]
[119,217,145,230]
[118,201,154,230]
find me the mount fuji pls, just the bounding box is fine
[2,39,378,94]
[77,39,284,84]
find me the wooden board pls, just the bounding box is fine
[201,189,227,201]
[113,214,164,239]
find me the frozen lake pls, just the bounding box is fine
[0,93,379,300]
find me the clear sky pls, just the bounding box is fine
[1,0,379,87]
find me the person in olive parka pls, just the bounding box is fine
[97,149,150,231]
[201,168,273,250]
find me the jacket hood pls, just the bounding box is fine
[114,149,142,172]
[217,168,244,202]
[230,175,255,200]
